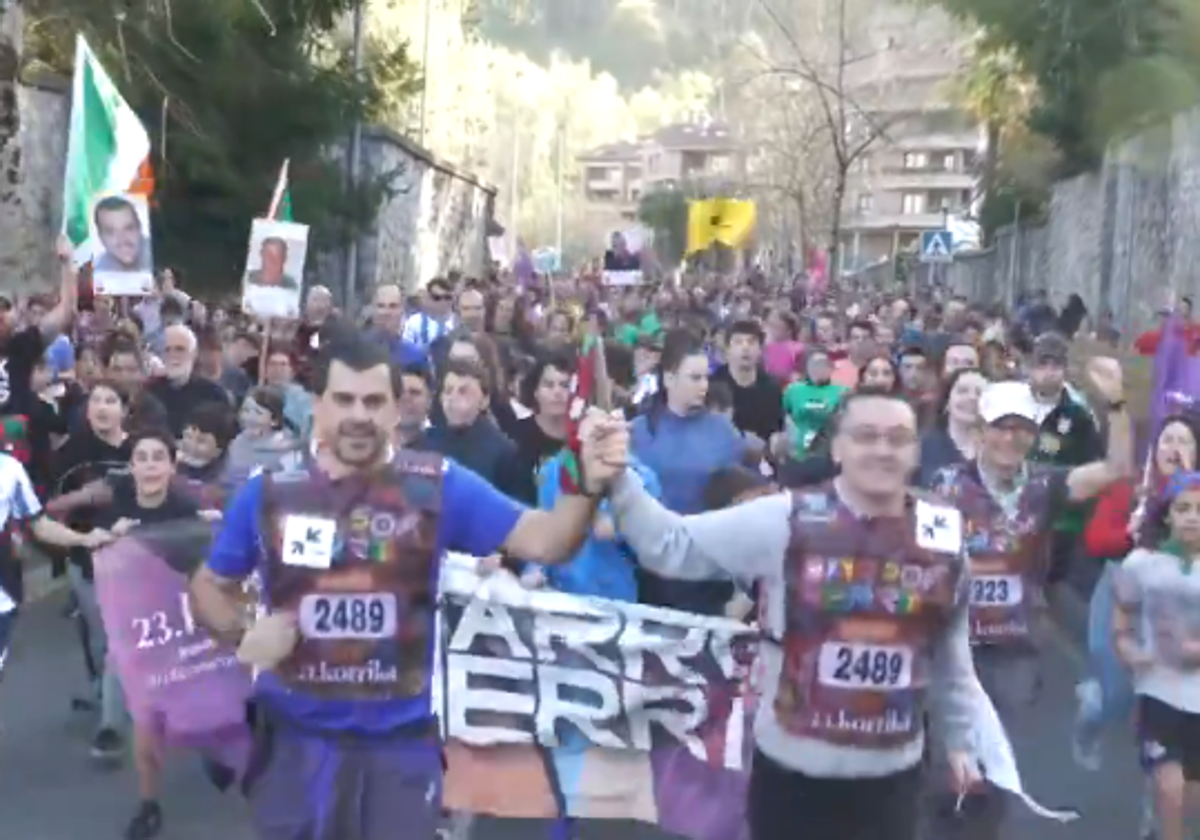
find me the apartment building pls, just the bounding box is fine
[839,3,984,267]
[577,121,744,219]
[578,140,643,221]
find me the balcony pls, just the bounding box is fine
[585,174,624,191]
[891,132,982,152]
[878,168,976,191]
[841,211,964,231]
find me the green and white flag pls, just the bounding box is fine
[61,34,153,267]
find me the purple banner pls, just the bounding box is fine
[92,522,252,771]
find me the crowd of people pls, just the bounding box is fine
[0,242,1194,840]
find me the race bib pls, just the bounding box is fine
[970,575,1023,607]
[299,593,397,640]
[818,641,912,690]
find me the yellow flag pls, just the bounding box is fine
[686,199,717,254]
[714,200,757,248]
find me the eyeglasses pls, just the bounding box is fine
[841,427,917,448]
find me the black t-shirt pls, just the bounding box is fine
[95,483,206,575]
[510,415,566,503]
[146,375,232,437]
[0,325,45,417]
[94,485,200,531]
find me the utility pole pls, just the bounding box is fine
[418,0,433,146]
[554,116,565,257]
[508,128,519,265]
[343,0,365,312]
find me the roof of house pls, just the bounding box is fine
[577,140,644,163]
[648,121,737,151]
[577,121,740,163]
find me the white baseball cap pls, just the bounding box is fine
[978,380,1040,426]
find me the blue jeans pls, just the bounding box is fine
[1078,563,1134,735]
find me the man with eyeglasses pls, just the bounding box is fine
[402,277,456,350]
[604,387,982,840]
[921,364,1131,840]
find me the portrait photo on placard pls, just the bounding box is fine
[91,192,154,296]
[241,218,308,318]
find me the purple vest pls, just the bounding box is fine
[776,483,964,750]
[927,463,1057,645]
[259,449,443,701]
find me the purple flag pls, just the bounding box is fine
[93,521,252,773]
[1149,316,1200,460]
[514,239,535,288]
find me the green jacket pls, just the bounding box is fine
[783,380,847,458]
[1030,386,1103,534]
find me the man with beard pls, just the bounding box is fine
[189,333,628,840]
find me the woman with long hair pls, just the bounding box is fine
[917,368,989,487]
[857,353,901,393]
[509,351,575,504]
[1075,413,1200,775]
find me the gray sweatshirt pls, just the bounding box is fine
[609,469,980,779]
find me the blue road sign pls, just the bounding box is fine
[920,229,953,263]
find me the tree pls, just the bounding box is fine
[747,0,900,278]
[951,44,1053,243]
[637,186,688,266]
[0,1,23,283]
[931,0,1198,177]
[742,74,835,266]
[24,0,422,288]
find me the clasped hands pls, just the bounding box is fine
[577,408,630,496]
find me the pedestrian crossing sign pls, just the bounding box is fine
[920,230,953,263]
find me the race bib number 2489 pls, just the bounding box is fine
[299,593,397,640]
[818,642,912,689]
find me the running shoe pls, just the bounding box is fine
[90,727,124,761]
[124,801,163,840]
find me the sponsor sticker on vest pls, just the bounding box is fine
[969,574,1023,607]
[817,641,912,689]
[282,515,337,569]
[915,500,962,554]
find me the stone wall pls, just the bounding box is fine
[7,78,496,300]
[9,76,70,292]
[342,126,496,298]
[916,108,1200,335]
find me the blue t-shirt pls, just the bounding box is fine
[206,458,523,733]
[45,334,75,379]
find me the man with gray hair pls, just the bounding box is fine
[146,324,232,437]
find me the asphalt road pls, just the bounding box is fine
[0,588,1145,840]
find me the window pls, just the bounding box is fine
[586,166,614,184]
[903,152,928,170]
[901,193,926,215]
[857,194,874,213]
[708,154,731,174]
[852,154,872,174]
[942,153,956,172]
